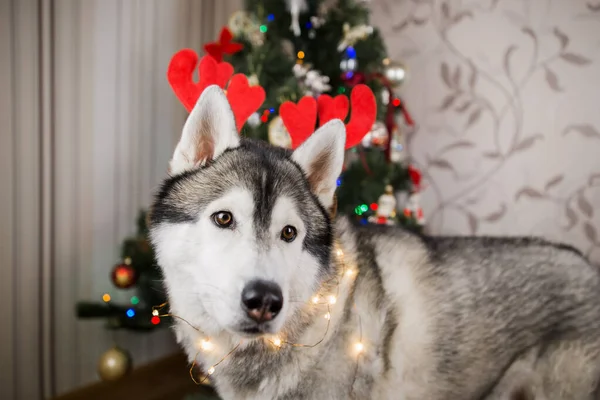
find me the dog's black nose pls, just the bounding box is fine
[241,280,283,323]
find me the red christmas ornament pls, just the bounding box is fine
[408,165,422,192]
[340,71,366,88]
[111,262,137,289]
[151,316,161,325]
[203,27,244,62]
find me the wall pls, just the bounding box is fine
[371,0,600,263]
[0,0,241,398]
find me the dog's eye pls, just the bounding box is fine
[212,211,233,228]
[280,225,297,242]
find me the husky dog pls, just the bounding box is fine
[149,86,600,400]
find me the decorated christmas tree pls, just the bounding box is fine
[220,0,424,229]
[75,211,171,381]
[76,211,168,331]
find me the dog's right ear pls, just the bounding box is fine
[292,119,346,210]
[169,85,239,175]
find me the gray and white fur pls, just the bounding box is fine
[149,86,600,400]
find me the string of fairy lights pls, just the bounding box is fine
[151,245,365,389]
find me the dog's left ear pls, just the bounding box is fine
[292,119,346,209]
[169,85,239,175]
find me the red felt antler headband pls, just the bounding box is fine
[167,49,265,132]
[167,49,376,148]
[279,86,377,150]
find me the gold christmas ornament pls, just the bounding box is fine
[228,11,264,46]
[97,346,132,381]
[338,23,374,51]
[247,74,259,87]
[268,116,292,149]
[384,60,408,88]
[361,121,388,148]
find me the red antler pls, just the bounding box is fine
[226,74,266,132]
[167,49,265,131]
[167,49,233,112]
[280,84,377,150]
[279,97,318,149]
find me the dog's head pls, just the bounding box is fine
[149,86,345,339]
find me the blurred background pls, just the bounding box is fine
[1,0,599,399]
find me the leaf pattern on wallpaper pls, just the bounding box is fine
[466,108,482,127]
[562,124,600,139]
[369,0,600,264]
[589,173,600,186]
[468,61,478,88]
[553,27,569,49]
[441,62,452,88]
[584,222,598,244]
[544,175,564,191]
[522,27,537,46]
[587,2,600,12]
[393,19,410,32]
[578,193,594,218]
[441,140,476,152]
[452,66,462,86]
[515,187,544,201]
[412,16,428,26]
[441,1,450,19]
[429,158,457,177]
[467,212,478,234]
[483,203,507,222]
[455,100,472,113]
[512,134,543,153]
[564,206,578,231]
[452,11,473,24]
[483,151,502,159]
[503,45,517,77]
[560,53,592,65]
[544,67,563,92]
[439,94,457,111]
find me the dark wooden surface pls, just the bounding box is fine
[53,352,218,400]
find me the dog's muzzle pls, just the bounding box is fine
[241,280,283,324]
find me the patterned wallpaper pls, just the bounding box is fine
[370,0,600,263]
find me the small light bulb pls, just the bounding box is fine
[207,366,215,375]
[273,337,282,347]
[336,248,344,257]
[324,312,331,320]
[312,296,320,304]
[102,293,111,302]
[200,339,213,351]
[345,269,355,277]
[354,342,364,353]
[152,309,159,316]
[328,295,337,305]
[124,257,132,265]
